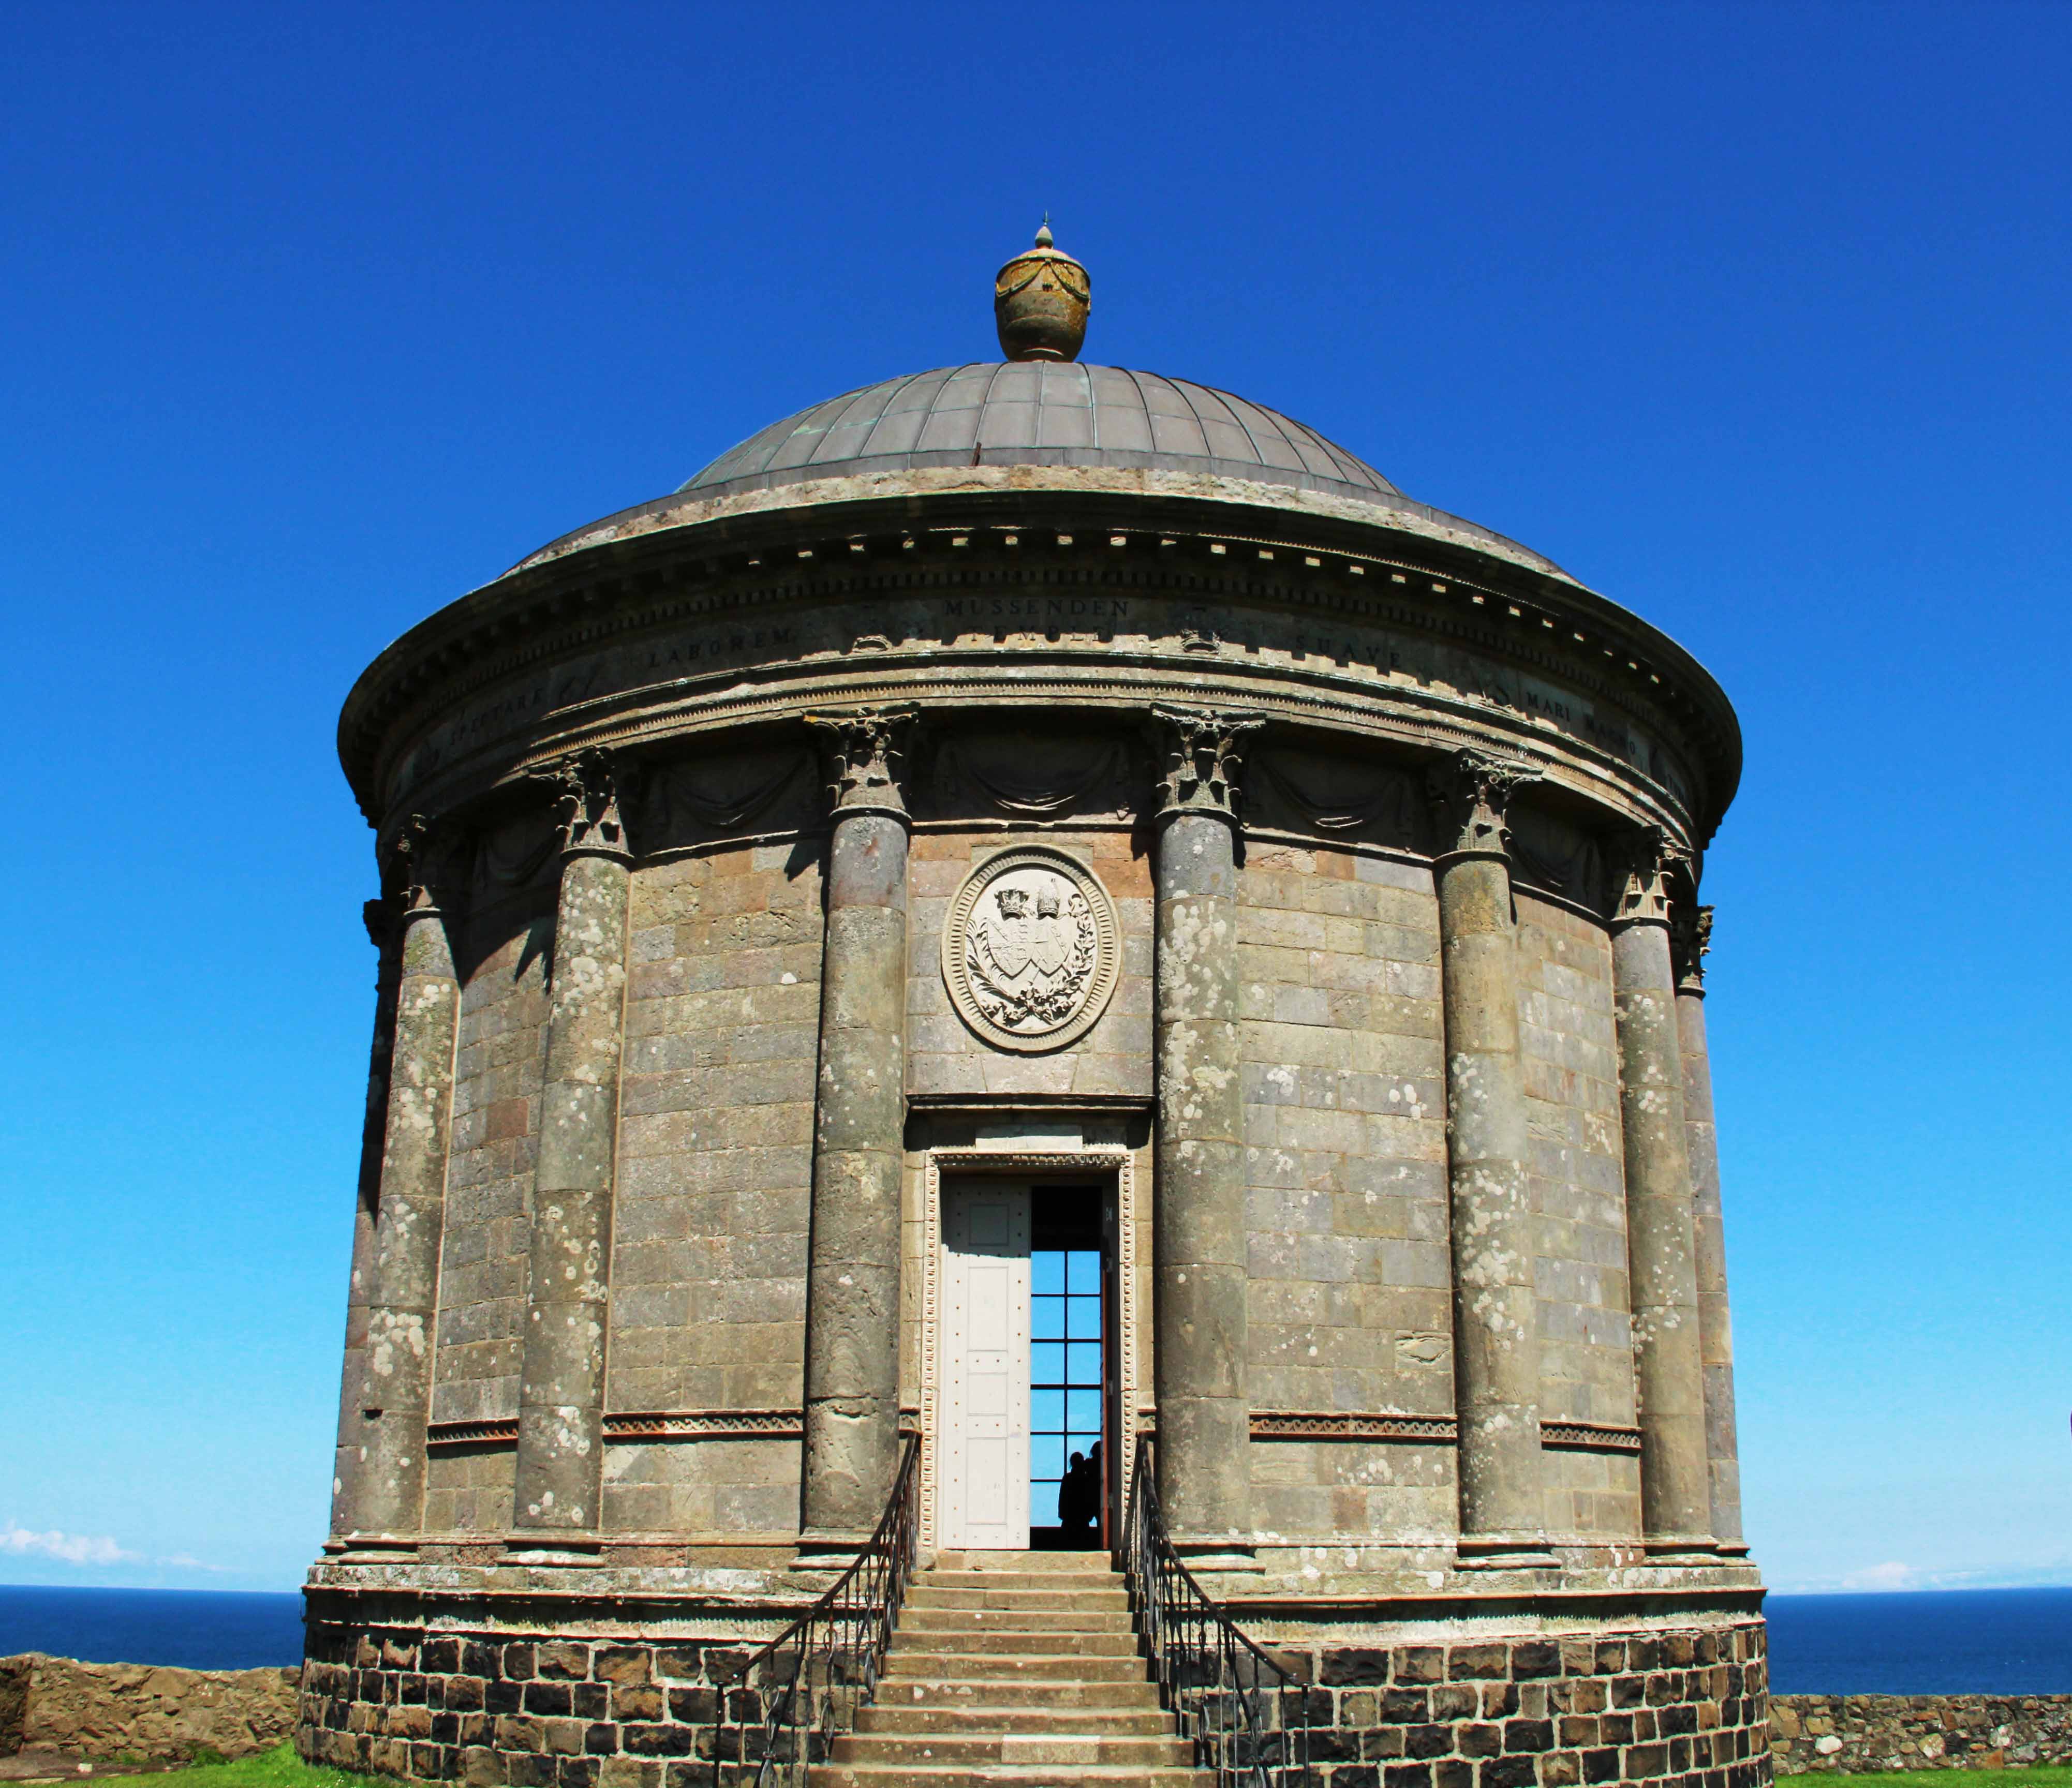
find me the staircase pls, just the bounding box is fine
[814,1549,1211,1786]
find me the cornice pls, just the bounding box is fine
[339,489,1740,849]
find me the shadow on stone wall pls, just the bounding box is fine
[1772,1695,2072,1773]
[0,1655,300,1762]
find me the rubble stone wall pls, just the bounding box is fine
[1769,1694,2072,1774]
[0,1652,299,1761]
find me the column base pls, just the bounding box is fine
[791,1529,871,1572]
[1167,1539,1263,1577]
[1642,1534,1722,1565]
[502,1533,604,1566]
[1455,1536,1562,1571]
[331,1536,422,1563]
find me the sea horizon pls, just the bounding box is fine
[5,1581,2072,1695]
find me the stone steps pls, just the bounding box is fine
[830,1551,1207,1785]
[901,1604,1135,1633]
[859,1705,1173,1735]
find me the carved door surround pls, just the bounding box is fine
[917,1147,1138,1555]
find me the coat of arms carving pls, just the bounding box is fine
[942,846,1121,1053]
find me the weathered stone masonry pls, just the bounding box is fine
[307,272,1765,1784]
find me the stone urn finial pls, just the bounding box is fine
[995,219,1089,362]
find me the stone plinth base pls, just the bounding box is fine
[1278,1617,1771,1788]
[300,1571,1769,1788]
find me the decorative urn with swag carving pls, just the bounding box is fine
[305,227,1769,1788]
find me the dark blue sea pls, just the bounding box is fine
[1758,1590,2072,1694]
[4,1584,2072,1690]
[0,1587,305,1671]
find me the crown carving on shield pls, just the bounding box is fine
[1036,890,1061,919]
[995,887,1029,918]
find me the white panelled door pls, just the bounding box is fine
[940,1185,1032,1550]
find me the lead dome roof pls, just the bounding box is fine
[680,362,1403,504]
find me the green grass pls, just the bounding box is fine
[1784,1769,2072,1785]
[158,1745,382,1788]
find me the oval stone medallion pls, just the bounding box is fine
[941,845,1121,1053]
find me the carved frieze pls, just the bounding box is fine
[1426,747,1541,861]
[1247,745,1422,846]
[941,845,1121,1053]
[928,730,1135,823]
[1507,802,1607,904]
[641,748,815,847]
[1249,1410,1460,1443]
[1150,706,1263,825]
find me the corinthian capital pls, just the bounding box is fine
[1671,901,1714,993]
[1610,826,1691,930]
[1426,748,1540,860]
[1150,706,1264,826]
[387,813,469,920]
[541,747,635,861]
[806,705,916,819]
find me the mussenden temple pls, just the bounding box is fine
[301,229,1768,1788]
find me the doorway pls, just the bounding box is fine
[937,1178,1114,1551]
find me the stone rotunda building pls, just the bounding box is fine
[302,230,1768,1788]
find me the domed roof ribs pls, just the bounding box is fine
[849,366,942,464]
[1179,377,1266,471]
[971,360,1012,466]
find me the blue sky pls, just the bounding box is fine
[2,1,2066,1596]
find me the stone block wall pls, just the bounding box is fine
[1768,1694,2072,1773]
[603,843,824,1539]
[298,1620,752,1786]
[1516,892,1642,1542]
[1238,843,1456,1543]
[426,905,555,1533]
[1288,1621,1771,1788]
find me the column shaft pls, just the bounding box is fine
[1149,707,1257,1556]
[1154,810,1249,1546]
[330,903,402,1540]
[1676,906,1744,1545]
[348,898,461,1543]
[801,808,910,1536]
[1435,851,1548,1556]
[511,851,631,1542]
[1611,871,1712,1551]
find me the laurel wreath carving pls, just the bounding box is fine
[966,892,1096,1030]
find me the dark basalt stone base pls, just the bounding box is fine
[1286,1621,1771,1788]
[297,1596,1769,1788]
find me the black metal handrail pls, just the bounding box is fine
[1123,1434,1310,1787]
[711,1435,922,1787]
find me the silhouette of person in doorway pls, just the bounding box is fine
[1057,1440,1102,1536]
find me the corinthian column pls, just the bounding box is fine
[329,899,403,1542]
[1427,750,1557,1568]
[511,750,634,1554]
[1150,707,1260,1562]
[800,708,913,1545]
[343,817,465,1552]
[1674,898,1745,1548]
[1609,830,1713,1556]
